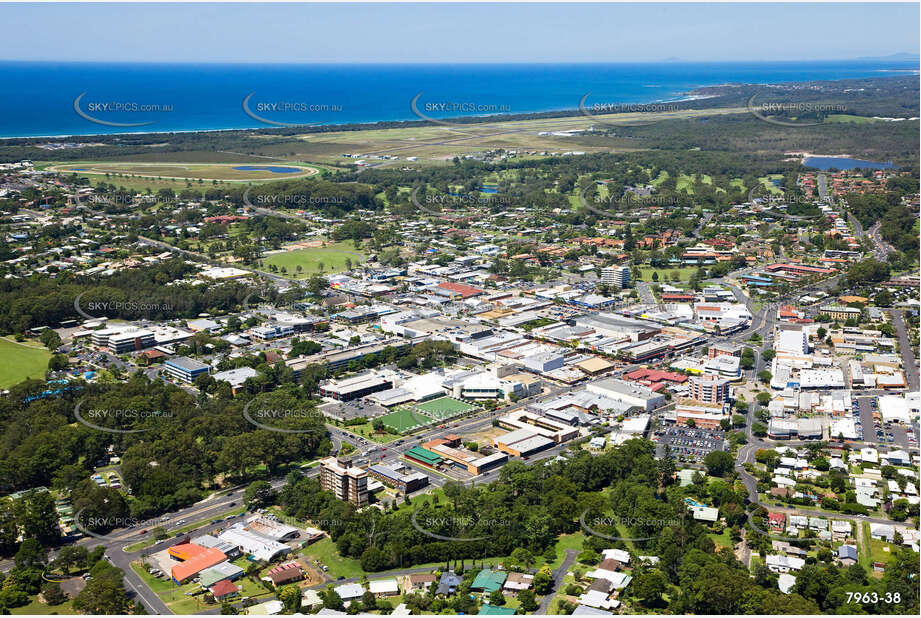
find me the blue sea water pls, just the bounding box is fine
[0,61,916,138]
[803,156,894,170]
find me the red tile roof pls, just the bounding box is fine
[624,369,688,384]
[209,579,238,598]
[436,281,485,298]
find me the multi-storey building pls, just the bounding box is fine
[689,374,732,404]
[319,457,369,506]
[601,266,631,289]
[164,356,210,384]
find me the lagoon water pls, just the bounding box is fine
[0,60,917,138]
[803,157,895,171]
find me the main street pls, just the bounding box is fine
[889,309,919,391]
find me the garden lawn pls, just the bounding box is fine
[638,266,699,282]
[301,537,365,579]
[262,242,364,277]
[0,337,52,388]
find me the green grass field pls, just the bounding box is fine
[10,597,73,615]
[756,175,785,195]
[301,537,365,579]
[415,396,479,419]
[0,337,52,388]
[261,242,364,278]
[380,407,432,433]
[343,419,403,443]
[51,162,320,182]
[826,114,881,124]
[637,266,700,282]
[861,522,896,567]
[676,174,696,194]
[708,528,734,548]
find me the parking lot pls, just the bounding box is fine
[855,396,879,443]
[652,425,726,465]
[319,399,388,421]
[855,395,916,448]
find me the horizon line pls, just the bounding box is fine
[0,57,919,66]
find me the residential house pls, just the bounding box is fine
[502,572,534,593]
[601,549,630,565]
[870,523,895,542]
[838,545,858,566]
[831,520,852,540]
[334,583,365,603]
[246,600,284,615]
[368,579,400,598]
[265,562,304,587]
[768,512,786,531]
[210,580,239,602]
[400,573,437,595]
[765,554,806,573]
[436,571,462,596]
[302,589,324,612]
[471,569,507,593]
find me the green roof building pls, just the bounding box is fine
[471,569,507,593]
[405,446,443,467]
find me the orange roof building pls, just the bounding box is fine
[170,546,227,584]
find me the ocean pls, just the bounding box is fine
[0,60,917,139]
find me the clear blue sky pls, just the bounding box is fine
[2,2,918,63]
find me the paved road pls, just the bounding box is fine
[866,222,893,260]
[693,212,714,238]
[890,309,919,391]
[636,281,658,307]
[538,549,579,615]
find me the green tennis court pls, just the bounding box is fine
[380,407,432,433]
[415,396,478,419]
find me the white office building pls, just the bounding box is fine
[586,378,666,411]
[776,329,809,355]
[601,266,631,289]
[217,525,291,562]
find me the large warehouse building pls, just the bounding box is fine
[586,378,667,411]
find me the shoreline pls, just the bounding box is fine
[785,151,855,160]
[1,93,709,141]
[1,69,914,142]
